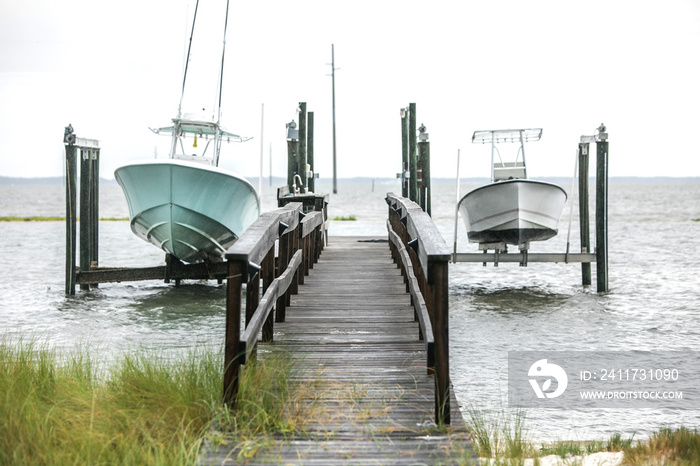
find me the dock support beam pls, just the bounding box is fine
[595,125,609,293]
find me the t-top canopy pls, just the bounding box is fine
[150,118,251,142]
[472,128,542,144]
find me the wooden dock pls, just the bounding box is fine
[201,235,473,465]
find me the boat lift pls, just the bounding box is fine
[452,125,610,293]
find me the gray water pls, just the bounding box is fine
[1,178,699,442]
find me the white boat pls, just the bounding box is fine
[114,0,260,263]
[457,129,567,249]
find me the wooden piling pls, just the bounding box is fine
[408,103,417,203]
[286,121,298,191]
[298,102,307,191]
[223,260,245,406]
[90,149,99,284]
[307,111,315,193]
[65,144,77,296]
[578,142,592,286]
[595,127,609,293]
[418,132,431,216]
[401,108,409,198]
[431,260,450,425]
[79,148,97,290]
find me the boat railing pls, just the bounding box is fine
[222,201,326,405]
[385,192,453,424]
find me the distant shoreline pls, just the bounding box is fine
[2,176,700,186]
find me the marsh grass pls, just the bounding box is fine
[622,427,700,465]
[0,338,306,465]
[464,404,535,462]
[465,404,643,464]
[331,215,357,221]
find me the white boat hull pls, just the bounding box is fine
[115,160,260,263]
[458,179,567,246]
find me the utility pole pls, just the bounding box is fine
[330,44,338,194]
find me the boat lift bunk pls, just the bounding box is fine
[452,125,610,292]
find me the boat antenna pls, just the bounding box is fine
[212,0,230,167]
[217,0,230,125]
[177,0,200,120]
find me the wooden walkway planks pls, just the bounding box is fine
[201,236,473,465]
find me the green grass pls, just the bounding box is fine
[0,216,129,222]
[0,337,306,465]
[331,215,357,221]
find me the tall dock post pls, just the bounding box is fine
[79,146,100,290]
[298,102,307,192]
[595,124,609,293]
[417,124,431,216]
[400,107,409,197]
[65,128,78,296]
[64,125,100,295]
[286,120,299,191]
[408,103,417,203]
[307,111,315,192]
[578,140,592,286]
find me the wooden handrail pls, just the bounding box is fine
[239,249,303,363]
[223,201,325,406]
[386,192,452,425]
[387,193,451,280]
[387,221,435,370]
[226,202,301,267]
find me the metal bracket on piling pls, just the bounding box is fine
[247,261,262,281]
[279,222,290,236]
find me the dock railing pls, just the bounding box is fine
[223,202,326,405]
[386,192,453,424]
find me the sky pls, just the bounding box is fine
[1,0,699,180]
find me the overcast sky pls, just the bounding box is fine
[1,0,699,180]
